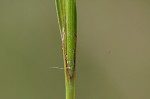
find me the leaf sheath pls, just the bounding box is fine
[55,0,77,99]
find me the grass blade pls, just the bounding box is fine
[55,0,77,99]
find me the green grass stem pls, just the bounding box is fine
[55,0,77,99]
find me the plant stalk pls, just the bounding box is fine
[55,0,77,99]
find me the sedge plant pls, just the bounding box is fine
[55,0,77,99]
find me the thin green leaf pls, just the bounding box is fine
[55,0,77,99]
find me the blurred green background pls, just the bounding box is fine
[0,0,150,99]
